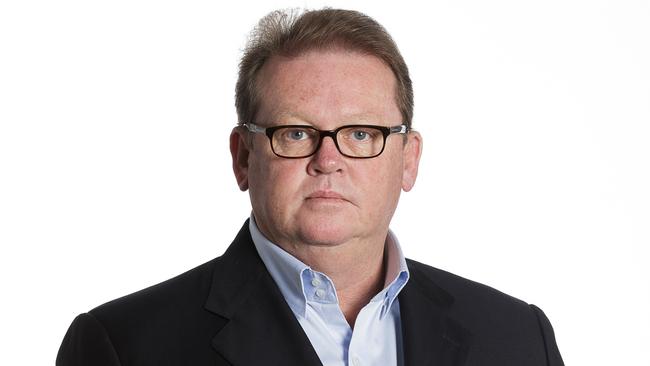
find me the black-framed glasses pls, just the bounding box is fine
[242,123,409,159]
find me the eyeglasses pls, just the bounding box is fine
[242,123,409,159]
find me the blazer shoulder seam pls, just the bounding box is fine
[84,312,123,366]
[529,304,551,365]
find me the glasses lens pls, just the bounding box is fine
[337,126,385,157]
[272,126,320,157]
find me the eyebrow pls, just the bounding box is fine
[266,111,383,126]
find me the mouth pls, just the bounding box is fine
[305,191,348,202]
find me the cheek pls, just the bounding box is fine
[377,147,405,186]
[249,157,305,208]
[356,157,404,209]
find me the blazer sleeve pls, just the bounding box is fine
[529,305,565,366]
[56,313,121,366]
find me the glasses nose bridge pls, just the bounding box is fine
[314,129,342,155]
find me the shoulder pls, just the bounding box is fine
[407,260,563,366]
[91,257,219,321]
[84,222,255,348]
[406,258,531,310]
[405,258,544,335]
[405,258,564,365]
[89,221,254,321]
[57,256,235,365]
[84,257,228,361]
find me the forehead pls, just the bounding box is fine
[255,49,400,126]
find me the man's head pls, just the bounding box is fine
[230,8,422,250]
[235,8,414,130]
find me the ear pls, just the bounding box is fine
[230,127,251,191]
[401,131,422,192]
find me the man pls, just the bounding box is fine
[57,8,564,366]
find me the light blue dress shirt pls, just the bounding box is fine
[249,216,410,366]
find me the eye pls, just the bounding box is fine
[291,130,305,140]
[352,130,369,141]
[284,128,309,141]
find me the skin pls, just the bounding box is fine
[230,48,422,326]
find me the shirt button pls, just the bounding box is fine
[315,289,326,298]
[352,356,361,366]
[311,278,321,287]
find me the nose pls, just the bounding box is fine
[306,136,345,175]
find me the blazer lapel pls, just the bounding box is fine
[399,261,472,366]
[204,221,322,366]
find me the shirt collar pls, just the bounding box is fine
[249,215,410,319]
[375,231,410,317]
[249,215,310,316]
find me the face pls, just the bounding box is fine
[231,49,422,249]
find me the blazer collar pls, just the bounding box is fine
[204,220,323,366]
[204,221,472,366]
[399,260,473,366]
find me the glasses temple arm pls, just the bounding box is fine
[390,125,408,134]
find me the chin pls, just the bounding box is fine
[295,215,356,246]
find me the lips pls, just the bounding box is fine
[306,191,347,201]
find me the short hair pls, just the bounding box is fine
[235,8,413,129]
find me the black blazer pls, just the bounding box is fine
[57,221,564,366]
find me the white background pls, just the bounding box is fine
[1,0,648,365]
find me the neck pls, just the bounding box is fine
[280,235,388,328]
